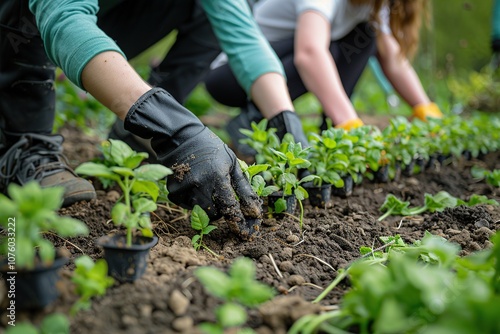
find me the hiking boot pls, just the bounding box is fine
[225,103,263,159]
[0,133,96,207]
[108,119,159,163]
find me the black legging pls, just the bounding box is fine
[205,22,377,109]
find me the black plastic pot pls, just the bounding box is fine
[425,154,437,171]
[1,255,68,309]
[402,159,415,177]
[415,157,426,174]
[303,182,332,208]
[267,192,297,214]
[373,165,390,183]
[437,153,451,165]
[331,175,353,198]
[97,234,158,283]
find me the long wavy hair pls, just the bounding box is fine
[351,0,429,59]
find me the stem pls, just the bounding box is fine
[298,199,304,231]
[313,269,350,303]
[407,205,427,215]
[377,208,393,221]
[123,177,132,247]
[201,244,220,258]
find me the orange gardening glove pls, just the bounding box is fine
[412,102,443,121]
[335,118,364,131]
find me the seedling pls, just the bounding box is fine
[70,255,115,315]
[238,160,278,197]
[191,205,219,258]
[378,194,412,221]
[195,257,275,334]
[76,139,172,246]
[471,166,500,187]
[0,182,89,269]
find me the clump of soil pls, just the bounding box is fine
[1,127,499,333]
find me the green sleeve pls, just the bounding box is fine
[29,0,126,89]
[493,0,500,40]
[200,0,284,95]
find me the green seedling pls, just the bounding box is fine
[5,313,69,334]
[472,166,500,187]
[70,255,115,315]
[238,160,279,197]
[195,257,275,334]
[0,182,89,269]
[377,194,412,221]
[76,139,172,246]
[191,205,219,258]
[457,194,499,206]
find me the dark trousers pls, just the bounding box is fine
[205,22,377,108]
[0,0,220,139]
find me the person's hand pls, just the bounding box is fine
[124,88,262,240]
[412,102,443,121]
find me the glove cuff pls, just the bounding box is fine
[124,87,205,156]
[268,110,309,148]
[412,102,443,121]
[335,118,364,131]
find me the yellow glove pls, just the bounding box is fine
[412,102,443,121]
[335,118,364,131]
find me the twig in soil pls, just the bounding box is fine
[320,305,339,312]
[360,240,396,259]
[181,276,196,300]
[288,282,324,293]
[295,254,336,272]
[151,211,180,235]
[268,253,283,279]
[396,216,423,229]
[44,231,86,255]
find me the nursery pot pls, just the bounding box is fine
[425,154,437,171]
[373,165,390,183]
[303,182,331,208]
[331,175,353,198]
[97,234,158,283]
[415,157,426,174]
[402,159,415,177]
[267,192,297,215]
[1,255,68,309]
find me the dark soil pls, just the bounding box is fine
[1,125,499,334]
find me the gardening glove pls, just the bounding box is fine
[268,110,309,148]
[412,102,443,121]
[124,87,262,240]
[335,118,364,131]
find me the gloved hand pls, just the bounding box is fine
[268,110,309,148]
[412,102,443,121]
[124,88,262,240]
[335,117,364,131]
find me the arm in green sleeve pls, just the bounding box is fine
[29,0,125,89]
[493,0,500,41]
[200,0,284,95]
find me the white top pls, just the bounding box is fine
[253,0,391,42]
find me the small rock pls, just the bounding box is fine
[172,316,194,332]
[474,219,490,228]
[168,290,190,316]
[281,247,293,259]
[287,275,305,286]
[139,304,153,318]
[106,190,121,202]
[278,261,294,273]
[286,234,300,244]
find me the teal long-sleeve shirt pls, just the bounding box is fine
[28,0,284,95]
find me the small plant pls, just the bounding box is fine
[195,257,275,334]
[70,255,115,315]
[0,182,89,269]
[239,119,280,164]
[191,205,219,258]
[76,139,172,246]
[377,194,412,221]
[471,166,500,187]
[5,313,70,334]
[238,160,279,197]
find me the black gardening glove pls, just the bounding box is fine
[124,88,262,240]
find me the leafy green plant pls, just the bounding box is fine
[238,160,279,197]
[268,135,319,228]
[191,205,219,258]
[75,139,172,246]
[471,166,500,187]
[239,119,280,164]
[0,182,89,269]
[70,255,115,315]
[307,131,346,188]
[291,231,500,334]
[5,313,70,334]
[377,194,412,221]
[195,257,275,334]
[457,194,499,206]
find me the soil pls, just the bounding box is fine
[1,124,500,334]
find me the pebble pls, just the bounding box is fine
[278,261,294,273]
[281,247,293,259]
[106,190,121,202]
[168,290,190,316]
[172,316,194,332]
[286,234,300,244]
[287,274,306,286]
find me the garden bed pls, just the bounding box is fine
[1,125,499,333]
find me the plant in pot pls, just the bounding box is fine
[75,139,172,282]
[0,181,89,309]
[307,132,346,207]
[267,135,318,229]
[355,126,392,183]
